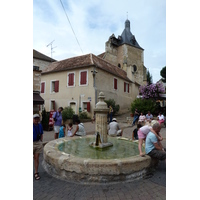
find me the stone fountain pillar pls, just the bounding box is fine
[90,92,113,148]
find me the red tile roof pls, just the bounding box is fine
[42,53,132,82]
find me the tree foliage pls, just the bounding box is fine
[146,69,153,85]
[160,66,166,83]
[62,106,75,122]
[139,82,165,99]
[41,108,49,131]
[104,99,120,116]
[131,98,159,116]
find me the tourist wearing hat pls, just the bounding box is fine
[108,118,123,137]
[33,114,43,180]
[52,107,63,139]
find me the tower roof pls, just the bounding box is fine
[109,20,143,50]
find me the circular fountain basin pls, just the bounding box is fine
[42,135,152,184]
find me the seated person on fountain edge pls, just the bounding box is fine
[71,119,86,137]
[138,112,146,124]
[108,118,123,137]
[146,111,153,123]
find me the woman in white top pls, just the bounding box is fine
[157,112,165,125]
[71,119,86,137]
[138,112,146,123]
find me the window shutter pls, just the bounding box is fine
[41,82,45,93]
[124,82,126,92]
[81,71,87,85]
[72,74,74,85]
[87,102,90,112]
[55,81,59,92]
[68,73,74,86]
[68,74,70,85]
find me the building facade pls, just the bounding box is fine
[33,66,44,114]
[40,19,147,117]
[33,49,56,114]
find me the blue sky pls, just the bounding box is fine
[33,0,166,83]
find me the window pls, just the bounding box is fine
[50,100,55,111]
[132,65,137,73]
[83,102,90,112]
[41,82,45,93]
[124,82,129,93]
[114,78,118,90]
[68,72,75,87]
[51,80,59,93]
[80,71,87,85]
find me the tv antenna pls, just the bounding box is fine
[46,40,57,61]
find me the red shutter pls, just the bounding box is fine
[71,74,74,85]
[55,81,59,92]
[81,71,87,85]
[124,82,126,92]
[128,84,129,93]
[114,78,117,90]
[68,73,74,86]
[87,102,90,112]
[41,82,45,93]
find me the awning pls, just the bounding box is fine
[33,92,44,105]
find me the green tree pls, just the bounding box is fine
[62,107,75,122]
[131,98,159,116]
[146,69,153,85]
[160,66,166,83]
[41,108,49,131]
[104,99,120,116]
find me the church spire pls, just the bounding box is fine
[125,19,130,30]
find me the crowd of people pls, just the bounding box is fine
[33,106,165,180]
[132,109,165,127]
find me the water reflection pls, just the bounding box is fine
[58,137,143,159]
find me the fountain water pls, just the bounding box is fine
[42,92,152,184]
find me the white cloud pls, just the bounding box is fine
[33,0,166,82]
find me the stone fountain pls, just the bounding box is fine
[42,92,152,184]
[89,92,113,148]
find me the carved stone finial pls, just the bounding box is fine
[98,92,105,101]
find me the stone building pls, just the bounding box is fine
[100,19,147,86]
[40,19,147,117]
[33,49,56,114]
[33,49,56,72]
[33,65,44,114]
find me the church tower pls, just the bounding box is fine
[103,19,147,86]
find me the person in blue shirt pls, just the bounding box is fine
[58,124,66,138]
[145,121,166,161]
[52,107,63,139]
[33,114,43,180]
[132,108,140,126]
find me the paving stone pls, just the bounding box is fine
[33,112,166,200]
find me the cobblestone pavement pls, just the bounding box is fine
[34,113,166,200]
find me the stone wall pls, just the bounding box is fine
[33,58,52,72]
[104,40,146,87]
